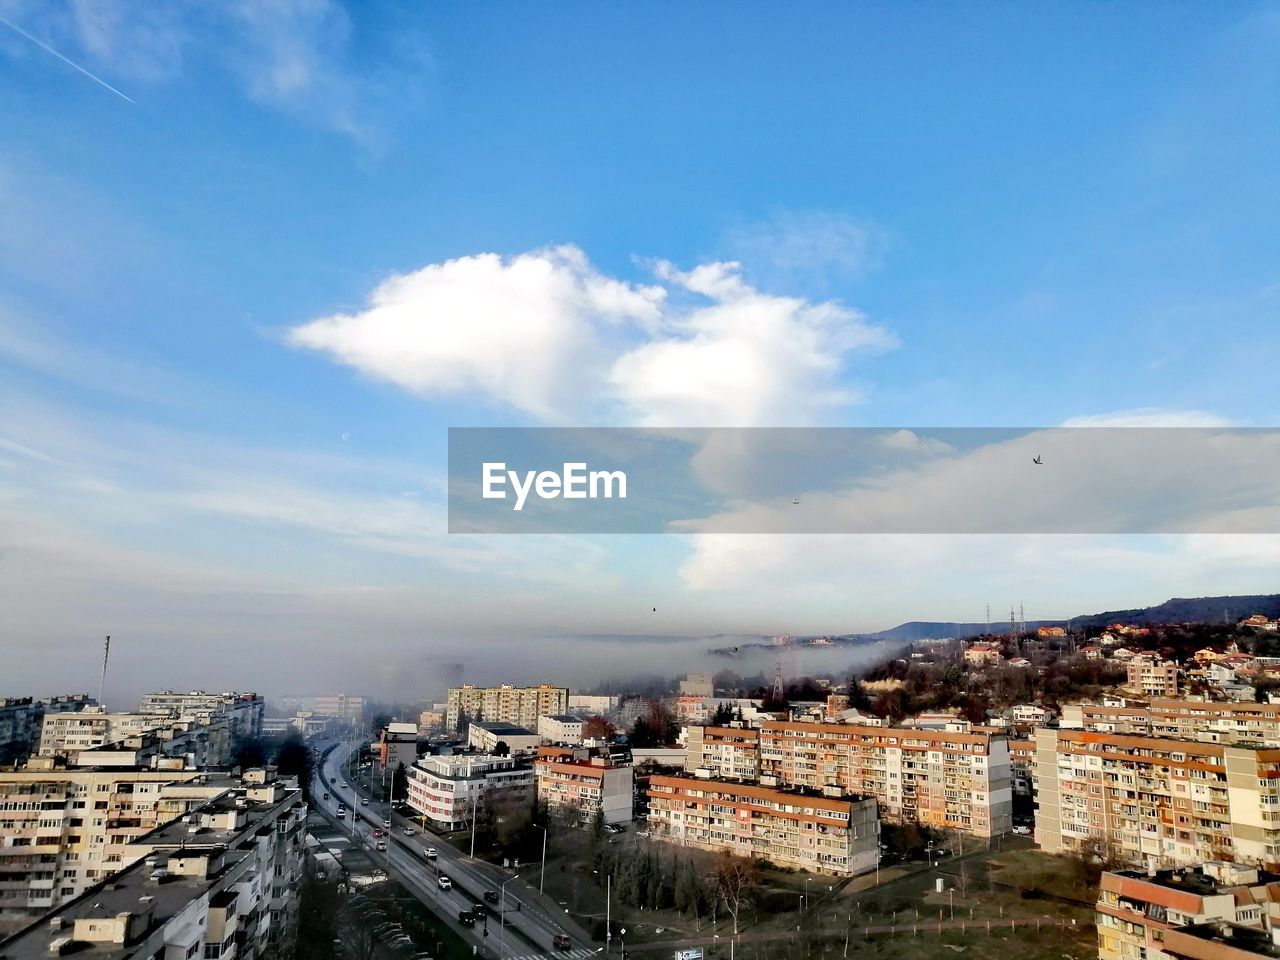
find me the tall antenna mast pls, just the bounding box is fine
[986,604,991,636]
[97,636,111,707]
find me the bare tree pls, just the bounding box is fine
[710,853,756,936]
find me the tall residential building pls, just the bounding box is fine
[1035,728,1280,870]
[679,673,714,697]
[1063,698,1280,746]
[0,697,96,768]
[1096,862,1280,960]
[310,695,366,723]
[136,692,265,742]
[759,721,1013,838]
[0,760,232,932]
[1128,658,1182,698]
[567,694,619,715]
[0,769,305,954]
[534,746,633,825]
[684,726,760,781]
[647,774,879,876]
[405,755,534,830]
[38,710,235,769]
[445,684,569,731]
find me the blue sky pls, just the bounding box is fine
[1,2,1278,701]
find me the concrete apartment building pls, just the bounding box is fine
[534,746,633,825]
[38,710,239,769]
[567,694,619,715]
[405,755,534,830]
[310,694,366,723]
[445,684,569,732]
[135,692,265,743]
[537,715,584,745]
[0,761,274,933]
[758,721,1013,838]
[467,721,540,756]
[0,769,305,956]
[679,673,714,697]
[1129,658,1183,698]
[647,774,879,876]
[1035,728,1280,870]
[684,726,760,781]
[1097,862,1280,960]
[378,722,419,772]
[1,697,97,768]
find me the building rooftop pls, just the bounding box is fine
[1165,922,1280,958]
[472,721,536,736]
[543,714,581,724]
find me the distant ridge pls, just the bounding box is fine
[858,594,1280,642]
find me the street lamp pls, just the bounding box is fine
[499,873,521,960]
[532,823,548,895]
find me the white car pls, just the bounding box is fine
[361,798,370,805]
[437,876,452,891]
[403,827,416,836]
[423,847,437,859]
[341,781,349,788]
[1012,825,1032,835]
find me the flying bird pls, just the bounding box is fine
[1032,455,1043,465]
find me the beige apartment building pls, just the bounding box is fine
[135,692,265,742]
[684,726,760,781]
[445,684,569,731]
[1129,658,1182,698]
[1096,862,1280,960]
[0,761,246,933]
[534,747,633,825]
[647,774,879,876]
[1061,699,1280,746]
[1035,728,1280,870]
[0,770,305,955]
[758,721,1013,838]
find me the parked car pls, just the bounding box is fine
[553,934,572,950]
[437,876,452,891]
[458,911,475,928]
[1012,825,1032,835]
[483,890,500,904]
[423,847,437,860]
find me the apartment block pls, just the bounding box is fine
[534,747,634,825]
[647,774,879,876]
[1162,923,1280,959]
[1060,701,1154,735]
[759,721,1013,838]
[136,692,265,742]
[567,695,619,716]
[445,684,569,732]
[1129,659,1182,698]
[0,770,305,956]
[405,755,533,830]
[378,722,418,772]
[684,726,760,781]
[537,715,584,745]
[310,694,366,723]
[0,697,96,769]
[1035,728,1280,870]
[1097,862,1280,960]
[0,761,244,933]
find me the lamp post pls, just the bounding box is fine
[499,873,521,960]
[532,823,548,895]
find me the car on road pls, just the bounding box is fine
[483,891,499,904]
[330,777,336,784]
[1012,825,1032,835]
[373,828,384,837]
[375,840,387,851]
[403,827,416,836]
[471,902,487,917]
[437,876,452,891]
[323,792,329,800]
[457,910,475,927]
[423,847,437,860]
[383,818,392,828]
[341,781,349,788]
[336,806,347,817]
[361,798,370,805]
[553,934,572,950]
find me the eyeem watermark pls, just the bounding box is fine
[482,462,628,511]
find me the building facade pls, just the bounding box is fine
[404,755,534,830]
[467,722,540,756]
[1129,659,1182,698]
[758,721,1013,838]
[534,747,633,825]
[647,774,879,876]
[378,723,419,772]
[1035,728,1280,870]
[445,684,569,732]
[537,715,584,745]
[684,726,760,781]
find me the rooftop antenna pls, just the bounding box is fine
[97,636,111,708]
[986,604,991,637]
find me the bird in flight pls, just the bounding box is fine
[1032,455,1043,465]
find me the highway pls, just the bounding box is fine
[310,738,598,960]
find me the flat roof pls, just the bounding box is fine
[472,722,536,736]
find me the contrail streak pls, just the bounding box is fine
[0,17,134,103]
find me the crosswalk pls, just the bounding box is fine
[506,948,596,960]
